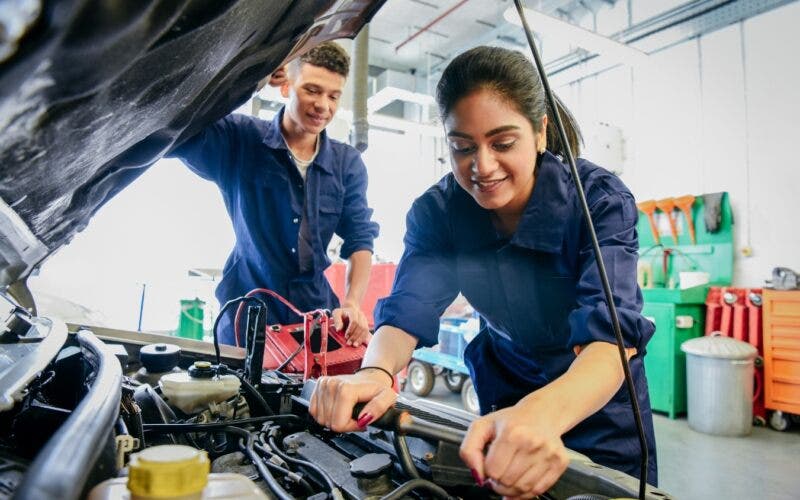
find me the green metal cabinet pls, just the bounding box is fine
[636,192,733,418]
[642,292,706,419]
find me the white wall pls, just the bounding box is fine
[30,157,234,331]
[362,127,444,262]
[558,2,800,286]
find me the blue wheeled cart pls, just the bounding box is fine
[404,317,480,414]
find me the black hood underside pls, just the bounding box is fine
[0,0,383,286]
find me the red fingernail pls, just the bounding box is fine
[470,469,484,487]
[357,413,373,428]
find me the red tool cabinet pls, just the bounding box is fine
[325,262,396,327]
[705,286,766,423]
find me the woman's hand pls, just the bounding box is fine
[459,401,570,499]
[309,370,396,433]
[310,326,417,433]
[458,342,630,498]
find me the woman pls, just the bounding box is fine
[309,46,657,498]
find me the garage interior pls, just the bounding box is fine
[8,0,800,499]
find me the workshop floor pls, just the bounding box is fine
[404,380,800,500]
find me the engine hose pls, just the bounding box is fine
[14,329,122,500]
[115,417,129,436]
[253,445,315,496]
[236,371,274,415]
[266,435,337,494]
[142,415,301,433]
[253,442,315,495]
[213,296,268,365]
[224,426,295,500]
[128,404,146,448]
[392,432,420,479]
[379,478,453,500]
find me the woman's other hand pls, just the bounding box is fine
[459,401,570,499]
[460,342,630,498]
[309,370,396,433]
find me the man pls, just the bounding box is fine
[170,42,379,346]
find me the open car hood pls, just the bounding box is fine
[0,0,385,293]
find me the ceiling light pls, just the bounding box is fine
[367,86,435,114]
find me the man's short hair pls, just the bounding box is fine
[288,41,350,78]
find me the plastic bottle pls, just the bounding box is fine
[159,362,240,414]
[87,445,268,499]
[134,343,183,387]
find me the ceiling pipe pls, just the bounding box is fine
[351,24,370,152]
[395,0,470,52]
[422,0,581,77]
[544,0,793,81]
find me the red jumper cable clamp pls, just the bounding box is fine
[304,310,330,380]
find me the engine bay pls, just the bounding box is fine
[0,291,672,500]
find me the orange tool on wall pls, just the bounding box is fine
[637,200,661,245]
[675,194,697,244]
[655,197,679,244]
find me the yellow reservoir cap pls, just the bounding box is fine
[127,445,209,498]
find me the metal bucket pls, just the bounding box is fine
[681,333,757,436]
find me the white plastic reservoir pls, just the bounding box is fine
[159,363,240,414]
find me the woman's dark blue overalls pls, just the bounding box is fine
[375,152,658,484]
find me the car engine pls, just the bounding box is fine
[0,292,672,500]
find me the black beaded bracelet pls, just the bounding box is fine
[355,366,395,387]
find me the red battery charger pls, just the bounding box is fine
[261,311,366,380]
[234,289,368,381]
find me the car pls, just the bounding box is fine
[0,1,673,499]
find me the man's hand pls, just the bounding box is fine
[332,302,371,347]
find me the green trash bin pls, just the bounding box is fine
[177,298,205,340]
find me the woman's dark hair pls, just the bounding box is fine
[436,46,582,158]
